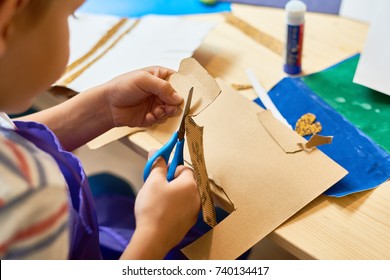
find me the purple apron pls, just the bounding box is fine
[12,121,244,259]
[13,121,102,260]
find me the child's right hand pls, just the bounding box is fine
[120,152,200,259]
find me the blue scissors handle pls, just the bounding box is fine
[167,137,184,181]
[143,131,184,182]
[143,87,193,183]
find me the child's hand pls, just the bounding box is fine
[121,152,200,259]
[30,66,181,151]
[102,66,183,128]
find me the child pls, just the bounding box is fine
[0,0,200,259]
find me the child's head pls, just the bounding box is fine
[0,0,84,114]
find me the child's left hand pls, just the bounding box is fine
[101,66,182,128]
[21,66,182,151]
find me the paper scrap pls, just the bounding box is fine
[295,113,322,136]
[87,127,144,150]
[301,134,333,150]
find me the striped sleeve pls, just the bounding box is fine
[0,133,70,259]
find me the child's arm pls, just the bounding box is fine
[120,153,200,260]
[18,66,182,151]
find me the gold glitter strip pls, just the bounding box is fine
[59,20,140,86]
[64,18,128,75]
[224,13,283,56]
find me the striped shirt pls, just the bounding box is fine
[0,113,70,259]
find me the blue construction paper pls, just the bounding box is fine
[225,0,342,14]
[254,78,390,197]
[79,0,231,18]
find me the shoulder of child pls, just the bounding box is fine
[0,131,70,259]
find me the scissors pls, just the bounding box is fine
[143,87,194,182]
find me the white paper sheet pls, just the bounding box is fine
[353,0,390,96]
[67,13,129,63]
[61,13,215,92]
[339,0,378,23]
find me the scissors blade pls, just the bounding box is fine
[177,87,193,140]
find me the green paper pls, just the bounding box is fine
[303,55,390,153]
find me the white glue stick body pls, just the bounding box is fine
[284,0,306,75]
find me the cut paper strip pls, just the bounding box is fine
[226,14,283,56]
[186,116,217,228]
[78,0,231,18]
[300,134,333,151]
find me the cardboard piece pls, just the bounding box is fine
[146,58,347,259]
[87,127,144,150]
[147,58,222,143]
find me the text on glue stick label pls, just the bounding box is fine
[285,24,304,73]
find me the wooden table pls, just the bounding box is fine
[126,4,390,259]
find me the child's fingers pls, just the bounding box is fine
[144,66,176,79]
[172,166,197,186]
[147,150,168,180]
[146,102,179,126]
[173,166,201,210]
[164,104,179,117]
[138,72,182,106]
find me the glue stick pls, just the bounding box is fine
[284,0,306,75]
